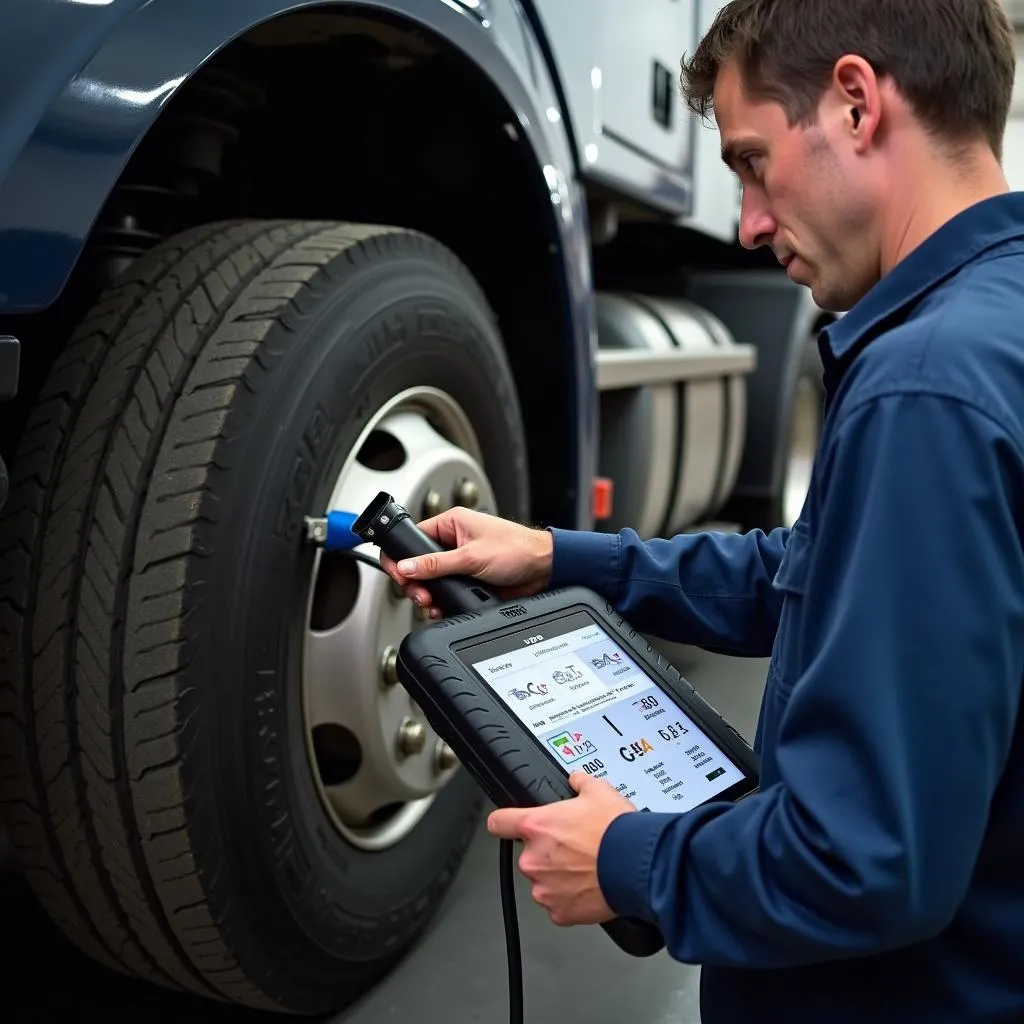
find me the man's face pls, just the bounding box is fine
[714,62,882,312]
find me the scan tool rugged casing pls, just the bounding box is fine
[395,586,760,811]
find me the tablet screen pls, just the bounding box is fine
[460,610,748,813]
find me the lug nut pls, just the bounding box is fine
[435,741,458,772]
[423,490,444,518]
[454,478,480,508]
[397,718,427,757]
[380,646,399,687]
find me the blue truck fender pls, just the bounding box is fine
[0,0,599,527]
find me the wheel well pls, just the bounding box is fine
[0,8,578,527]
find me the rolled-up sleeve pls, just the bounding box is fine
[597,389,1024,967]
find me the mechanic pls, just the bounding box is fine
[383,1,1024,1021]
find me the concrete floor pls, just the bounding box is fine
[0,647,769,1024]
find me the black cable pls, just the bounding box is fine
[334,549,386,571]
[336,546,526,1022]
[500,838,524,1024]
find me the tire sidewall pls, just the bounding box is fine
[180,245,528,987]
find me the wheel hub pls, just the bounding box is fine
[302,387,497,851]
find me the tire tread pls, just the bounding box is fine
[0,219,468,1009]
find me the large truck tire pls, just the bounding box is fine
[0,220,529,1013]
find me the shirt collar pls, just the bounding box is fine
[820,191,1024,364]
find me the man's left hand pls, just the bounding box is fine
[486,772,637,927]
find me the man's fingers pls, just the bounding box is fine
[380,553,417,588]
[375,558,432,603]
[407,585,434,607]
[378,553,402,581]
[390,508,467,578]
[415,509,461,548]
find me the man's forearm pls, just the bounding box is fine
[548,526,790,656]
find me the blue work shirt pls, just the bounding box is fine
[549,192,1024,1023]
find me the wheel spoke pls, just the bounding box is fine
[328,460,397,517]
[304,595,375,733]
[322,679,430,825]
[378,410,459,463]
[323,771,407,827]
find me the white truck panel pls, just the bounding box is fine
[678,0,742,241]
[527,0,695,214]
[526,0,738,239]
[592,0,695,167]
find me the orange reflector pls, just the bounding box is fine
[592,477,614,521]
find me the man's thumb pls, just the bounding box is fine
[568,771,593,794]
[396,548,467,580]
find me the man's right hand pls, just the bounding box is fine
[379,507,554,618]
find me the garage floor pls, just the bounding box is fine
[0,647,768,1024]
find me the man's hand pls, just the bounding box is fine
[486,772,637,927]
[380,506,554,618]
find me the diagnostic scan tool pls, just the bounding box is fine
[349,492,760,971]
[442,600,758,815]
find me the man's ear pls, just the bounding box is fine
[830,55,882,153]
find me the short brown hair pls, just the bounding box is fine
[681,0,1016,159]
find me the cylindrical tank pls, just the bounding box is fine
[595,292,748,537]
